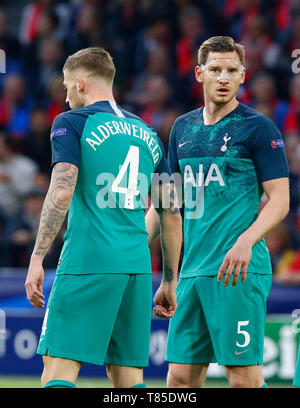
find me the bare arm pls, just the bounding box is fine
[146,173,183,244]
[25,162,78,308]
[218,177,290,286]
[145,204,160,243]
[237,177,289,245]
[148,182,182,317]
[33,162,78,257]
[148,182,182,281]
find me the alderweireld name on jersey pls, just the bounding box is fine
[86,119,160,163]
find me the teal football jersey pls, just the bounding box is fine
[50,100,170,275]
[168,103,289,277]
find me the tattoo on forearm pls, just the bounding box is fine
[33,163,78,258]
[162,265,174,283]
[157,183,180,215]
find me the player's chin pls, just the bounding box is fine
[213,93,234,105]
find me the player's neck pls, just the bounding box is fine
[83,92,115,107]
[203,98,239,125]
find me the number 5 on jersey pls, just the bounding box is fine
[112,146,140,209]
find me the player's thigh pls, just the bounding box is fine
[199,273,272,366]
[167,363,209,388]
[38,274,130,365]
[41,355,82,386]
[166,278,215,365]
[105,274,152,367]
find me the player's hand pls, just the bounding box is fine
[25,255,45,309]
[217,236,253,286]
[153,281,177,319]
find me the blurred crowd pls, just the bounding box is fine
[0,0,299,283]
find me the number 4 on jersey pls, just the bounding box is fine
[112,146,140,209]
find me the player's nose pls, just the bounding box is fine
[217,70,231,82]
[217,76,229,84]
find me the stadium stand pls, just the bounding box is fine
[0,0,299,287]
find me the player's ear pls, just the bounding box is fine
[76,77,85,93]
[240,66,246,85]
[195,65,204,84]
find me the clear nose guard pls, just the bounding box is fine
[200,62,244,79]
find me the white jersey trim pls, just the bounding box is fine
[109,101,125,118]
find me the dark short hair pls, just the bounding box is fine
[198,36,245,65]
[63,47,116,83]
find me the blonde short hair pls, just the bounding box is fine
[63,47,116,83]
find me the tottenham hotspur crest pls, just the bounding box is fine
[221,133,231,152]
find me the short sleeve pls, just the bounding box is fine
[50,113,82,170]
[250,117,289,182]
[167,121,180,174]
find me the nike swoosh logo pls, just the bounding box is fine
[235,349,249,355]
[179,141,189,148]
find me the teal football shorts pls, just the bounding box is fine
[293,344,300,387]
[166,273,272,366]
[37,273,153,367]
